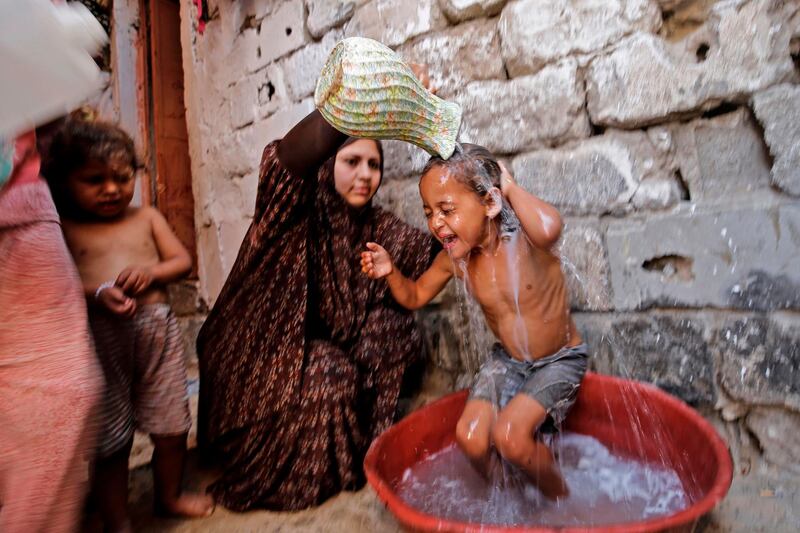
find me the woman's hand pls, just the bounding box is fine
[409,63,437,95]
[499,161,516,197]
[361,242,394,279]
[116,266,153,296]
[97,285,137,318]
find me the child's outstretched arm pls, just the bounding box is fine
[500,163,563,249]
[116,207,192,295]
[361,245,453,310]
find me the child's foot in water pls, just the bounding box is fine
[155,493,215,519]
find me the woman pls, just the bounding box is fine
[197,109,437,511]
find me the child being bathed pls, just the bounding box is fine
[360,144,587,499]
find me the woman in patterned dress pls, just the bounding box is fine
[196,109,437,512]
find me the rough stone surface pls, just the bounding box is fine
[500,0,662,76]
[558,223,614,311]
[747,407,800,471]
[576,312,717,406]
[344,0,447,48]
[305,0,365,39]
[438,0,507,23]
[606,203,800,311]
[181,1,800,490]
[380,140,430,181]
[398,18,505,98]
[719,314,800,411]
[511,130,674,217]
[256,0,309,67]
[666,108,773,200]
[251,98,315,148]
[587,0,798,126]
[658,0,717,42]
[374,177,427,231]
[281,29,343,100]
[752,83,800,197]
[167,281,207,316]
[455,59,590,154]
[214,28,262,90]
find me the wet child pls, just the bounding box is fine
[361,144,587,499]
[43,119,214,531]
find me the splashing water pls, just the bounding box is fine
[397,433,688,527]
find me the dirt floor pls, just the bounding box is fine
[120,461,800,533]
[117,443,800,533]
[110,375,800,532]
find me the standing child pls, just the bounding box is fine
[361,144,587,499]
[44,119,214,531]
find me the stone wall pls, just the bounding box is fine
[178,0,800,475]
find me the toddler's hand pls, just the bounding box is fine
[116,266,153,296]
[361,242,394,279]
[97,285,137,318]
[499,162,516,197]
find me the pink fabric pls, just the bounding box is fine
[0,133,102,533]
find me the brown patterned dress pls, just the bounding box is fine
[197,139,435,512]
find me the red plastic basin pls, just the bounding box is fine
[364,371,733,533]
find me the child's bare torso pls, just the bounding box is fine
[62,207,166,304]
[459,233,580,361]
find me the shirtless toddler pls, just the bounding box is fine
[44,118,213,531]
[361,143,587,499]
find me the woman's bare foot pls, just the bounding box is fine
[155,493,215,519]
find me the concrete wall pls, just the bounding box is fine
[178,0,800,476]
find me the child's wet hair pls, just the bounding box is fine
[422,143,519,234]
[42,117,138,198]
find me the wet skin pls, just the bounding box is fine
[361,164,580,498]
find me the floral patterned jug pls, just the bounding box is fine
[314,37,462,160]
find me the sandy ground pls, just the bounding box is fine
[110,446,800,533]
[105,373,800,532]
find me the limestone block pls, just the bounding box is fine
[511,130,673,217]
[214,98,314,178]
[752,83,800,197]
[398,18,505,98]
[558,223,613,311]
[374,177,427,231]
[655,0,686,9]
[746,406,800,469]
[500,0,661,76]
[251,98,315,147]
[256,0,308,67]
[438,0,507,23]
[257,64,290,118]
[455,59,590,154]
[282,29,344,100]
[667,108,772,200]
[197,225,226,305]
[239,0,277,21]
[215,27,261,89]
[417,304,465,374]
[344,0,447,48]
[306,0,366,39]
[229,76,258,130]
[606,203,800,311]
[167,281,206,316]
[587,0,797,127]
[719,314,800,411]
[575,312,717,406]
[381,140,430,181]
[176,314,206,366]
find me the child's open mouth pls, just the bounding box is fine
[441,234,458,250]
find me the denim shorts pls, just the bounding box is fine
[468,343,588,430]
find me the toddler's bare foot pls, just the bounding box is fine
[155,493,215,519]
